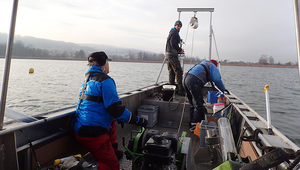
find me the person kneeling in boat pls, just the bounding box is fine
[183,59,229,131]
[73,51,148,170]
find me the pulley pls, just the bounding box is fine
[189,16,198,29]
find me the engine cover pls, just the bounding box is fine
[143,135,173,165]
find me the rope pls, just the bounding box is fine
[20,130,41,169]
[168,99,181,111]
[212,28,223,74]
[190,29,195,60]
[212,29,220,61]
[177,26,195,134]
[168,89,184,111]
[161,16,196,134]
[183,19,197,66]
[177,93,188,134]
[183,23,190,45]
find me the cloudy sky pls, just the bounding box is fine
[0,0,298,63]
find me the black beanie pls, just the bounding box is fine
[88,51,111,66]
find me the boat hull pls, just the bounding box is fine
[0,82,298,170]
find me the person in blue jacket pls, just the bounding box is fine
[183,59,229,130]
[74,51,148,170]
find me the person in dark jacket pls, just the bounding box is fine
[165,20,185,95]
[184,59,229,129]
[74,51,148,170]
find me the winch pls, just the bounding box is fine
[123,128,188,170]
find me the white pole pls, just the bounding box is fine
[208,11,213,60]
[293,0,300,83]
[264,85,272,134]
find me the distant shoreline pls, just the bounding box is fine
[0,56,298,69]
[219,63,298,68]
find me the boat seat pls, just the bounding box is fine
[229,99,241,104]
[235,103,248,110]
[246,120,294,151]
[249,120,268,129]
[243,111,258,120]
[260,134,291,149]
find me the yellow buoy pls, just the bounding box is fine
[29,68,34,73]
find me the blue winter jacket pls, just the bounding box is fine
[186,60,226,92]
[74,65,135,137]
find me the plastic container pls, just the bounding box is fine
[207,91,220,103]
[138,105,158,127]
[178,54,185,71]
[199,120,219,148]
[218,117,237,162]
[213,103,225,113]
[217,94,226,103]
[162,85,176,101]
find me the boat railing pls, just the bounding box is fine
[227,92,299,154]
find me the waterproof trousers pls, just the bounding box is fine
[166,55,184,92]
[75,120,119,170]
[184,74,206,126]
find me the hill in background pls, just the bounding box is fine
[0,32,160,60]
[1,33,297,67]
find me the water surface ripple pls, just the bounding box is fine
[1,59,299,146]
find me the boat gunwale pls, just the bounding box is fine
[228,92,300,152]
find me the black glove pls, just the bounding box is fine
[117,120,124,129]
[136,117,148,128]
[224,89,230,95]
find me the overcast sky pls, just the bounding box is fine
[0,0,298,63]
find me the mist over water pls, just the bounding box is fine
[1,59,300,146]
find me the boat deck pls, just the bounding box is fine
[117,93,219,170]
[118,124,221,170]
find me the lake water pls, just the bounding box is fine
[1,59,300,146]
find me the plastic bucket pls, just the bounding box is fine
[207,91,220,103]
[162,85,176,101]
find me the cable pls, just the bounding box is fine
[184,23,190,45]
[212,29,220,61]
[177,21,196,134]
[177,93,188,135]
[212,29,222,74]
[20,130,41,169]
[190,29,195,61]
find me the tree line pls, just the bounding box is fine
[257,54,298,66]
[0,41,297,66]
[0,40,205,62]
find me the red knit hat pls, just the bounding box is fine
[210,59,218,67]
